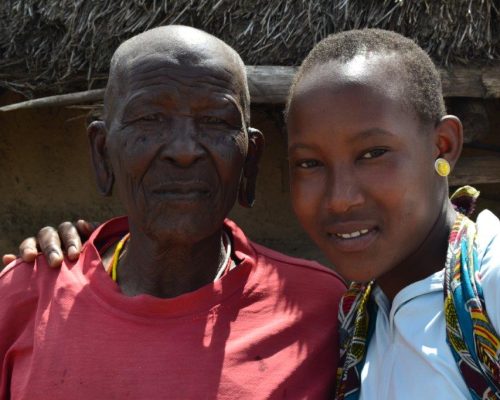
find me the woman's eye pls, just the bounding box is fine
[361,148,388,160]
[296,159,321,169]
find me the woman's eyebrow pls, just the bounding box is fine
[288,142,319,153]
[348,127,395,143]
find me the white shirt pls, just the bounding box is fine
[359,210,500,400]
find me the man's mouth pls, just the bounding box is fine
[151,181,211,200]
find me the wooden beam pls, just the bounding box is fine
[450,156,500,186]
[440,65,500,98]
[246,66,295,104]
[1,63,499,112]
[0,89,104,112]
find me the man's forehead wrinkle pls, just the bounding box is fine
[126,52,237,85]
[122,60,242,105]
[123,82,242,115]
[128,64,235,88]
[107,24,248,122]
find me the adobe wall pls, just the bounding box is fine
[1,90,499,268]
[0,94,328,265]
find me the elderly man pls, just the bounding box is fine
[0,26,345,399]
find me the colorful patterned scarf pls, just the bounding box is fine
[334,189,499,400]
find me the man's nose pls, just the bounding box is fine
[160,118,205,167]
[325,165,365,214]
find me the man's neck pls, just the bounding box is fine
[111,228,228,298]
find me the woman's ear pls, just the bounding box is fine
[433,115,463,170]
[238,127,265,208]
[88,121,114,196]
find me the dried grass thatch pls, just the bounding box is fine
[1,0,498,97]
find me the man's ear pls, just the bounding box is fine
[88,121,114,197]
[238,127,265,208]
[433,115,463,171]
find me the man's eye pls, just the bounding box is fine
[296,159,321,169]
[138,113,163,122]
[361,148,388,160]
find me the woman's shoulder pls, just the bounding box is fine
[476,209,500,265]
[475,210,500,332]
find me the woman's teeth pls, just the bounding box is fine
[335,229,369,239]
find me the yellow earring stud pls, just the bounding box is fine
[434,158,450,177]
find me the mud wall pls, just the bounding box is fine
[1,90,499,267]
[0,93,327,264]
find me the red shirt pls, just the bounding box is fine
[0,217,346,399]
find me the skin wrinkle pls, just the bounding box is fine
[107,61,247,130]
[117,68,244,133]
[121,90,242,125]
[129,72,236,92]
[128,61,235,85]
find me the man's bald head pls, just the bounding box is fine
[104,25,250,127]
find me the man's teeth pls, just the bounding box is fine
[335,229,369,239]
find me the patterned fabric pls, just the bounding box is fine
[451,185,480,216]
[335,281,375,400]
[444,213,500,399]
[334,189,499,400]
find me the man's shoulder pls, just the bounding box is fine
[1,258,38,289]
[0,258,47,329]
[0,256,56,299]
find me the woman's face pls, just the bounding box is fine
[286,57,443,283]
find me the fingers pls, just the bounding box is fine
[2,254,16,266]
[75,220,99,239]
[19,237,38,263]
[37,227,64,268]
[58,222,82,261]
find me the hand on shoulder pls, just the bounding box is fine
[2,220,99,268]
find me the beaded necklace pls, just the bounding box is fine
[108,233,130,282]
[107,231,232,283]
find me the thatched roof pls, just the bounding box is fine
[1,0,498,98]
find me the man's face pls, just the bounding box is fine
[106,53,248,243]
[287,56,441,283]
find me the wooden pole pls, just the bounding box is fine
[1,63,499,112]
[0,89,104,112]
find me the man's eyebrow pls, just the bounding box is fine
[121,92,168,112]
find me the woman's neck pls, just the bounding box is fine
[376,200,457,302]
[114,227,228,298]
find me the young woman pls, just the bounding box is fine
[286,29,499,399]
